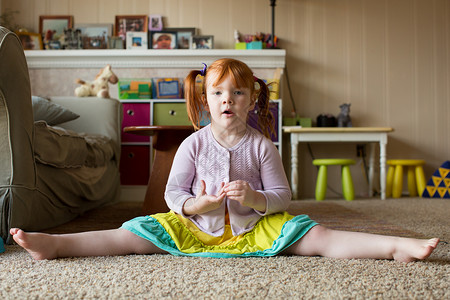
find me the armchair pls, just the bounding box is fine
[0,27,122,244]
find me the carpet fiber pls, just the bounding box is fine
[1,198,449,299]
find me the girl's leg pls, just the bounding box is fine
[284,225,439,262]
[9,228,166,260]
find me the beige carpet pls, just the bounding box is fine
[1,198,449,299]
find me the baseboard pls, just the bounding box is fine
[119,186,146,202]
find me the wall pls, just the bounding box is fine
[2,0,449,198]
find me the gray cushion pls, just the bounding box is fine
[32,96,80,125]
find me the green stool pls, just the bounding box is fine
[313,159,356,201]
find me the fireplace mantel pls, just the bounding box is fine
[25,49,286,69]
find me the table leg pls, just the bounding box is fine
[142,146,174,215]
[290,134,299,199]
[379,140,387,200]
[142,129,194,215]
[368,143,375,197]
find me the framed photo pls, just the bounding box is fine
[149,14,163,31]
[115,15,148,42]
[126,31,148,50]
[150,31,177,49]
[165,27,197,49]
[39,15,73,37]
[108,37,124,49]
[77,23,112,38]
[17,32,43,50]
[192,35,214,49]
[82,36,107,49]
[76,23,112,49]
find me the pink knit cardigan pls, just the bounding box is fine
[165,125,292,236]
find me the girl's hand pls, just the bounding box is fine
[224,180,266,212]
[183,180,226,216]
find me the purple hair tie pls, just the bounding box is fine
[200,63,207,76]
[253,75,259,81]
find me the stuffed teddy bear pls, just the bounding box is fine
[75,65,118,98]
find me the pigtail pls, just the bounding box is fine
[184,70,204,130]
[254,77,275,139]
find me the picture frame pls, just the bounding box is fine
[149,14,163,31]
[62,28,83,49]
[165,27,197,49]
[16,32,43,50]
[126,31,148,50]
[76,23,112,49]
[115,15,148,43]
[152,78,183,99]
[76,23,112,38]
[108,37,124,49]
[39,15,73,37]
[82,36,107,49]
[192,35,214,49]
[150,31,178,49]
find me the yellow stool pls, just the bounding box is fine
[386,159,426,198]
[312,159,356,201]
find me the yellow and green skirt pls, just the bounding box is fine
[121,211,318,258]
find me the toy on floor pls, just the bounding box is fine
[337,103,352,127]
[75,65,118,98]
[422,160,450,198]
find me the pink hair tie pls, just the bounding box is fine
[253,76,259,81]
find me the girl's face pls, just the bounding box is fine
[204,76,255,132]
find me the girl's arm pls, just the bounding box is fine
[255,138,292,214]
[164,137,198,215]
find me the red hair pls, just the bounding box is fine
[184,58,274,138]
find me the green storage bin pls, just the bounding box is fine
[153,103,191,125]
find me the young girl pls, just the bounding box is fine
[10,58,439,262]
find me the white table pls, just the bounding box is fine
[283,127,394,200]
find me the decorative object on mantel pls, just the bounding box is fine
[192,35,214,49]
[16,31,44,50]
[126,31,148,50]
[61,28,82,49]
[165,27,197,49]
[114,15,148,47]
[149,14,163,31]
[76,23,112,49]
[234,0,279,50]
[74,65,118,98]
[150,31,178,49]
[337,103,352,127]
[39,15,73,50]
[234,30,277,50]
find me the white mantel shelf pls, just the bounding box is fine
[24,49,286,69]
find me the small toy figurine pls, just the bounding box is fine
[75,65,118,98]
[337,103,352,127]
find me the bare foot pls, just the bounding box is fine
[393,237,440,263]
[10,228,58,260]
